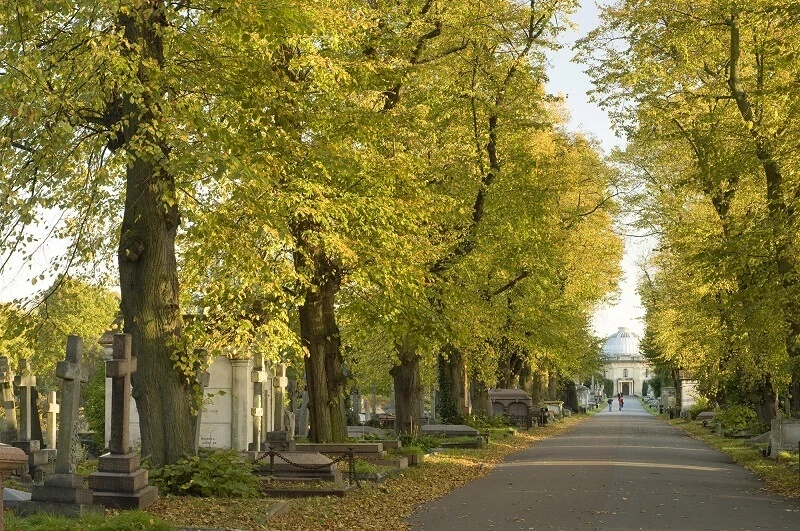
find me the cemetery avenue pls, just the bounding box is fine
[409,399,800,530]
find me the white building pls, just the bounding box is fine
[601,327,651,397]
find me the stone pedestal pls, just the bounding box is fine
[17,473,104,517]
[89,453,157,509]
[0,444,28,528]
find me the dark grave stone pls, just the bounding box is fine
[89,334,158,509]
[17,336,104,517]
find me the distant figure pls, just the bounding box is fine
[618,396,624,411]
[607,398,613,412]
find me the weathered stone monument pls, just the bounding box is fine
[273,363,288,431]
[296,390,309,438]
[0,444,28,526]
[18,336,104,517]
[43,391,59,462]
[89,333,157,509]
[12,360,48,480]
[0,357,18,443]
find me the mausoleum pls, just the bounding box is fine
[601,327,651,397]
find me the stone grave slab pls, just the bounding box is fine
[3,487,31,509]
[295,442,385,456]
[421,424,479,437]
[769,418,800,457]
[256,451,342,482]
[347,425,391,438]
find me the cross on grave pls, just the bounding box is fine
[106,334,136,455]
[0,357,18,441]
[55,336,88,474]
[46,391,59,450]
[250,354,269,451]
[15,360,36,443]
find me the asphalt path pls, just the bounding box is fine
[407,398,800,530]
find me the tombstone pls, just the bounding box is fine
[488,389,534,429]
[230,358,251,451]
[250,353,270,451]
[661,386,677,409]
[18,336,104,517]
[351,387,362,422]
[0,445,28,526]
[296,390,309,438]
[12,360,48,479]
[679,378,700,417]
[264,430,296,452]
[421,424,479,437]
[45,391,59,450]
[89,334,157,509]
[0,357,18,443]
[103,345,256,451]
[273,364,288,431]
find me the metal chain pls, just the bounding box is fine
[255,447,359,486]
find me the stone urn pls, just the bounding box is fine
[0,444,28,530]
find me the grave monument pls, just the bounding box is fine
[18,336,104,517]
[89,333,157,509]
[0,357,18,443]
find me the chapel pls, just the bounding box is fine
[601,327,651,397]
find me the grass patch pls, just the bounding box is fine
[5,510,173,531]
[671,418,800,498]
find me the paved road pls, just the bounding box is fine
[408,398,800,530]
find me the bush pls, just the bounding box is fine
[152,448,260,498]
[462,414,513,430]
[715,405,761,435]
[396,445,424,456]
[688,397,710,420]
[399,433,440,452]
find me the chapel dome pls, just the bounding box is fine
[602,327,642,359]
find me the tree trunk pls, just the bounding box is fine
[470,375,488,416]
[391,341,421,436]
[437,346,469,423]
[118,2,195,468]
[292,218,347,443]
[548,370,558,400]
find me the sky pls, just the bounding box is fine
[2,1,650,338]
[544,1,649,339]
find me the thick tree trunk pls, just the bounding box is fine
[548,370,558,400]
[391,341,421,436]
[117,2,195,468]
[470,376,488,416]
[292,218,347,443]
[437,346,469,423]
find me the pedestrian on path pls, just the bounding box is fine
[607,398,613,412]
[618,396,624,411]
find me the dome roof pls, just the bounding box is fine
[602,327,642,359]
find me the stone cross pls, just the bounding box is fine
[106,334,137,455]
[0,357,18,433]
[273,363,288,431]
[250,353,268,449]
[14,359,36,442]
[46,391,59,450]
[55,336,88,474]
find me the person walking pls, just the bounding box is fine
[618,396,624,411]
[607,397,613,412]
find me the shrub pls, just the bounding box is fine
[715,405,761,435]
[396,445,424,456]
[462,414,513,430]
[83,362,107,451]
[399,433,440,452]
[152,448,260,498]
[688,397,710,420]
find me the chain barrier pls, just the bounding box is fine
[255,446,359,486]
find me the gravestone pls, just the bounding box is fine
[230,359,251,451]
[296,390,309,438]
[421,424,479,437]
[250,353,271,451]
[0,357,18,443]
[46,391,59,450]
[273,364,288,431]
[12,360,48,479]
[89,333,157,509]
[18,336,104,517]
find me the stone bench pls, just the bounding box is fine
[294,443,386,457]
